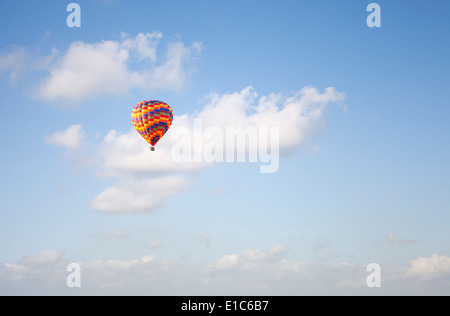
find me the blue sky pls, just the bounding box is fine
[1,0,450,295]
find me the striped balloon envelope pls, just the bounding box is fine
[131,100,174,151]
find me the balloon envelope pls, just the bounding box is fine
[131,100,174,147]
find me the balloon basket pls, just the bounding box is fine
[150,147,155,151]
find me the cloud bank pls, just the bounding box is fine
[2,249,449,295]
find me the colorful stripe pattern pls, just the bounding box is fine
[131,100,174,147]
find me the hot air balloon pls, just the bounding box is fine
[131,100,174,151]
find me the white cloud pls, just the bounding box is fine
[405,254,450,280]
[38,40,135,101]
[172,85,346,166]
[215,254,239,271]
[94,85,345,177]
[94,127,205,178]
[90,86,344,213]
[196,86,345,152]
[36,32,202,103]
[45,124,85,150]
[46,85,346,214]
[89,175,187,215]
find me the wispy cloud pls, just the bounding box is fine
[0,46,28,84]
[146,240,162,249]
[385,233,418,245]
[372,233,419,249]
[0,45,58,84]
